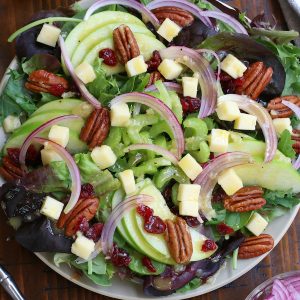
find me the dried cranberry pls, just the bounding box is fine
[183,216,200,227]
[180,97,201,115]
[75,217,89,234]
[142,256,157,273]
[85,223,103,242]
[146,50,162,72]
[99,48,117,66]
[219,71,245,94]
[216,223,234,235]
[144,215,166,234]
[137,204,153,221]
[49,84,67,97]
[80,183,95,198]
[7,145,40,166]
[111,245,131,267]
[201,239,217,252]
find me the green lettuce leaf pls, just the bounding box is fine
[263,189,300,209]
[278,129,296,159]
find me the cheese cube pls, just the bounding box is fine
[218,168,243,196]
[246,212,268,236]
[36,24,61,47]
[178,154,203,181]
[234,113,257,131]
[158,59,183,80]
[179,201,199,217]
[209,129,230,153]
[273,118,293,137]
[3,115,21,133]
[125,55,148,77]
[71,233,95,260]
[72,102,93,118]
[157,18,182,42]
[110,103,131,127]
[178,184,201,202]
[91,145,117,169]
[220,54,247,79]
[216,101,240,121]
[119,169,136,195]
[40,196,64,220]
[182,77,198,98]
[41,148,63,165]
[75,62,96,84]
[48,125,69,148]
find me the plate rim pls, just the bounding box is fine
[1,57,299,300]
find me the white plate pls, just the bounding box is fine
[1,8,299,299]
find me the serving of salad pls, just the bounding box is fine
[0,0,300,298]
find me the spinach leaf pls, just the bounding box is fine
[177,278,202,293]
[0,69,36,122]
[263,189,300,209]
[278,129,296,159]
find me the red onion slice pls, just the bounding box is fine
[201,10,248,35]
[194,152,252,220]
[84,0,160,29]
[293,155,300,170]
[146,0,212,27]
[91,194,153,260]
[19,115,80,171]
[145,82,183,94]
[59,36,101,109]
[219,94,277,162]
[159,46,217,118]
[282,100,300,119]
[110,92,185,159]
[33,137,81,214]
[125,143,178,165]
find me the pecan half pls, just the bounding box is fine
[152,7,194,27]
[0,156,23,181]
[80,108,110,149]
[165,217,193,264]
[147,71,164,87]
[267,96,300,119]
[25,70,69,97]
[113,25,140,64]
[236,62,273,100]
[238,234,274,259]
[224,186,266,212]
[292,129,300,154]
[57,197,99,237]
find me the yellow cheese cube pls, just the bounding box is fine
[48,125,69,148]
[216,101,240,121]
[157,18,182,42]
[125,55,148,77]
[209,129,230,153]
[178,184,201,202]
[71,233,95,260]
[158,59,183,80]
[119,169,136,195]
[217,168,243,196]
[91,145,117,169]
[71,102,93,118]
[246,212,268,236]
[178,154,203,181]
[179,201,199,217]
[110,103,131,127]
[40,196,64,220]
[273,118,293,137]
[182,77,198,98]
[41,148,63,165]
[75,62,96,84]
[3,115,21,133]
[36,24,61,47]
[220,54,247,79]
[234,113,257,131]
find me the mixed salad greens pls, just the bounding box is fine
[0,0,300,296]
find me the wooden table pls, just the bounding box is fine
[0,1,299,299]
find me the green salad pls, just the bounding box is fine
[0,0,300,296]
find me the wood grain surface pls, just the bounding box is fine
[0,1,299,300]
